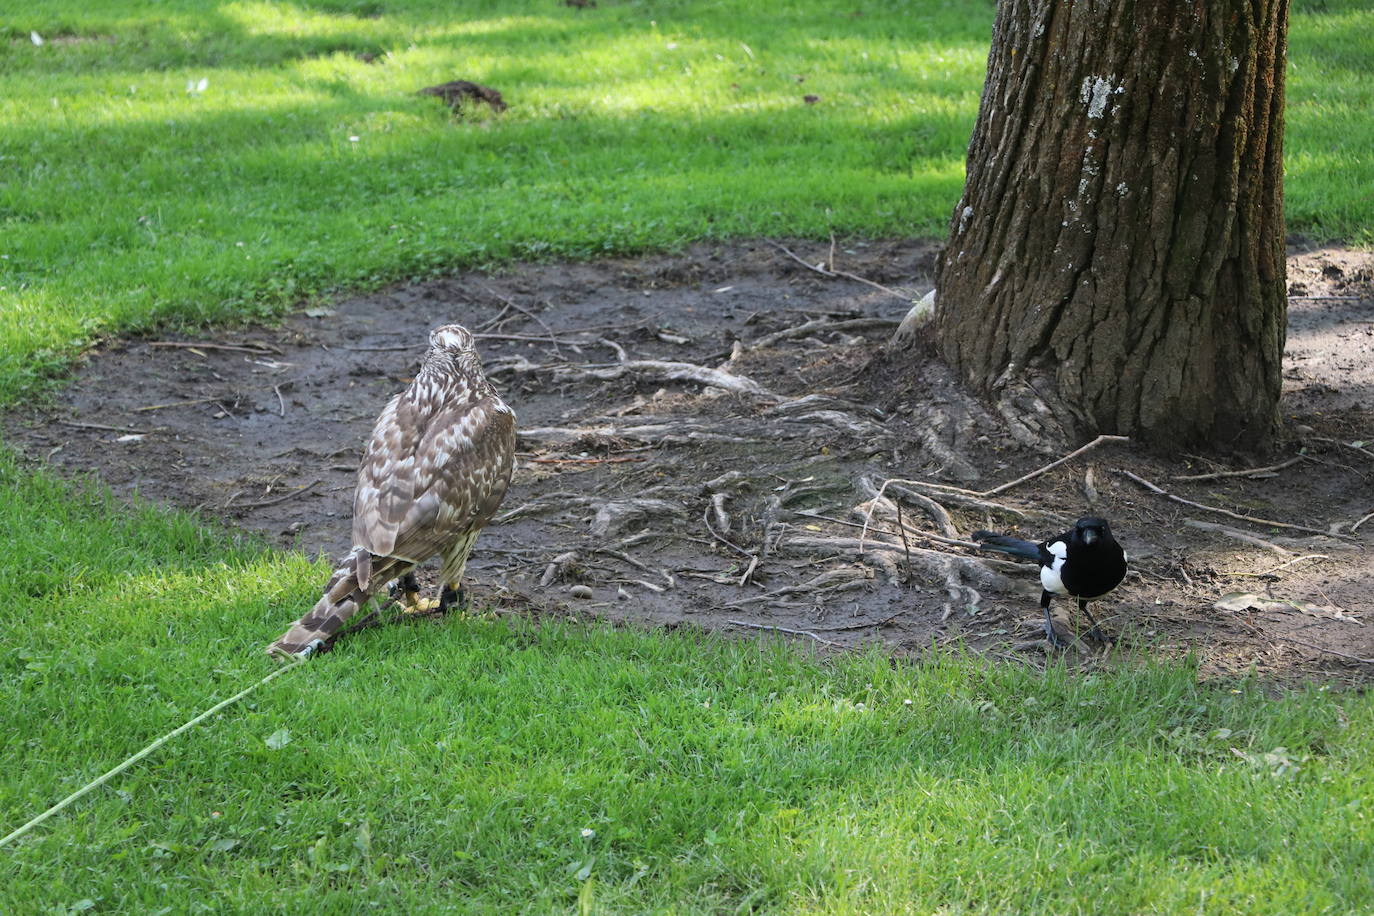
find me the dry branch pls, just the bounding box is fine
[553,359,777,399]
[149,340,280,355]
[1171,456,1304,481]
[764,240,916,304]
[1115,468,1349,540]
[744,316,899,351]
[230,479,320,510]
[727,619,844,648]
[1183,518,1291,556]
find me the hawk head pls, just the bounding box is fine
[429,324,476,353]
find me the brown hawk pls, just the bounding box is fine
[267,324,516,658]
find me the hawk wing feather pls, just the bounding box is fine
[355,393,515,568]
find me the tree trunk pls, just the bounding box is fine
[934,0,1288,450]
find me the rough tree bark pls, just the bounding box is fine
[934,0,1288,450]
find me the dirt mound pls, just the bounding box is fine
[6,239,1372,684]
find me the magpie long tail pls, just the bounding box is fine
[971,531,1040,560]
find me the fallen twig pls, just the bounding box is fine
[765,240,915,304]
[737,555,759,587]
[148,340,280,355]
[1240,554,1329,578]
[703,506,754,559]
[134,397,219,412]
[229,479,321,510]
[336,343,415,352]
[273,385,286,418]
[1351,511,1374,534]
[1183,518,1291,556]
[743,316,899,351]
[555,359,778,399]
[1116,469,1351,540]
[1311,436,1374,461]
[58,420,153,435]
[1172,456,1305,481]
[860,436,1127,554]
[882,484,959,539]
[808,609,904,632]
[978,435,1131,498]
[1272,633,1374,665]
[483,286,565,356]
[727,619,844,648]
[526,455,647,465]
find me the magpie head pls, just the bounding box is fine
[1074,516,1113,547]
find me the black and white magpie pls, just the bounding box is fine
[972,517,1127,647]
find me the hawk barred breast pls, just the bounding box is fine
[268,324,516,658]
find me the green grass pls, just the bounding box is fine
[2,452,1372,913]
[3,3,1374,911]
[1,0,1372,405]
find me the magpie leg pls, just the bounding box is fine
[1041,590,1067,649]
[1080,599,1115,644]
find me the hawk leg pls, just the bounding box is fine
[436,583,468,615]
[388,570,440,614]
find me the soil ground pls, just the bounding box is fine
[6,239,1372,684]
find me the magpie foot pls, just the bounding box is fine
[1084,625,1117,645]
[1043,620,1069,650]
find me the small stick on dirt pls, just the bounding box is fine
[809,609,903,632]
[765,240,915,304]
[273,385,286,418]
[1240,554,1329,577]
[526,455,647,465]
[1172,456,1305,481]
[1311,436,1374,461]
[894,501,913,579]
[702,506,754,560]
[557,359,778,399]
[710,492,731,536]
[213,401,239,421]
[59,420,153,435]
[981,435,1131,497]
[336,343,415,352]
[148,340,280,355]
[794,509,980,551]
[737,555,759,587]
[1116,469,1352,540]
[1271,633,1374,665]
[743,316,900,352]
[484,285,564,357]
[868,436,1129,519]
[1287,295,1369,301]
[1183,518,1291,556]
[727,619,844,648]
[598,337,628,363]
[1351,511,1374,533]
[230,479,321,510]
[476,299,515,332]
[884,484,959,538]
[134,397,219,412]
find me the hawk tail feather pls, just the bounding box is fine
[266,548,401,659]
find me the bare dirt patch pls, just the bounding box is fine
[6,240,1372,683]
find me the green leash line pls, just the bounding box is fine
[1,656,308,849]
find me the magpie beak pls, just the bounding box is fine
[971,516,1128,648]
